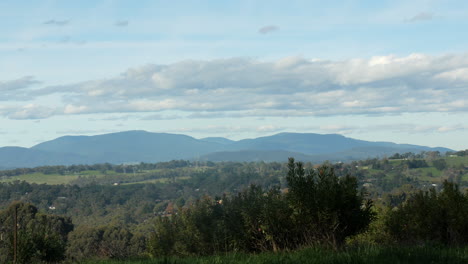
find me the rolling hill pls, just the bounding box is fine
[0,130,452,168]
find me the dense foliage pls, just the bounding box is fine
[386,180,468,245]
[147,159,374,256]
[285,160,374,247]
[0,153,467,262]
[67,225,146,261]
[0,202,73,263]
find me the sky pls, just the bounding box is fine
[1,0,468,150]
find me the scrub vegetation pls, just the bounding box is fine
[0,150,467,263]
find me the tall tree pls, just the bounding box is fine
[286,158,374,247]
[0,202,73,263]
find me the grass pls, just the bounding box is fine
[412,167,444,182]
[0,169,166,185]
[122,176,192,185]
[463,173,468,182]
[0,157,465,186]
[0,170,115,185]
[82,246,468,264]
[445,156,468,167]
[0,172,79,185]
[79,170,116,176]
[0,170,191,186]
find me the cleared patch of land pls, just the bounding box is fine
[0,172,79,185]
[0,156,466,188]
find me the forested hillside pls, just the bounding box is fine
[0,150,467,263]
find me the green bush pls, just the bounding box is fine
[385,181,468,245]
[0,202,73,263]
[148,158,375,256]
[67,225,145,261]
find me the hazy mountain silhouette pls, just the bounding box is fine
[0,130,452,168]
[0,146,90,168]
[32,130,223,164]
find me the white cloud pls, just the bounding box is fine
[0,76,41,101]
[64,104,88,114]
[368,123,468,134]
[342,100,367,108]
[317,124,358,135]
[434,67,468,82]
[7,104,56,120]
[127,99,178,111]
[256,125,283,132]
[0,76,40,92]
[4,53,468,119]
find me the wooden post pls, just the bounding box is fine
[13,205,17,264]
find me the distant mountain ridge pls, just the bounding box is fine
[0,130,452,168]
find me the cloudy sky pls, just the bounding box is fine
[1,0,468,150]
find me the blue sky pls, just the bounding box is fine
[1,0,468,150]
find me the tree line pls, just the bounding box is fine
[0,158,466,263]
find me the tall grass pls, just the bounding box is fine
[82,245,467,264]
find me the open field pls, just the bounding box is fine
[0,168,166,185]
[0,156,466,186]
[0,172,80,185]
[0,169,195,185]
[83,246,468,264]
[0,170,118,185]
[122,175,192,185]
[446,156,468,167]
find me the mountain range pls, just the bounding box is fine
[0,130,452,169]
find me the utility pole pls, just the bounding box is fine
[13,205,17,264]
